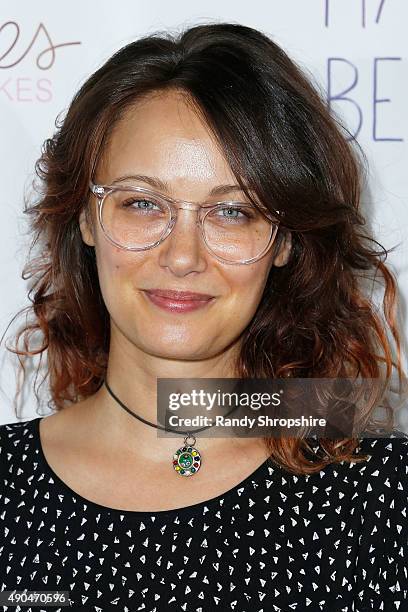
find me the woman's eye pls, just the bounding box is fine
[221,208,244,218]
[122,198,160,210]
[215,206,255,220]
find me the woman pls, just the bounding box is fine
[0,21,407,612]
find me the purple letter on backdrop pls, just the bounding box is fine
[373,57,403,142]
[325,0,387,27]
[327,58,362,139]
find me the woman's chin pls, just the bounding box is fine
[145,344,212,361]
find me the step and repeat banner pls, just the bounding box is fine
[0,0,407,424]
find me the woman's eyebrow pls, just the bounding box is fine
[110,173,246,197]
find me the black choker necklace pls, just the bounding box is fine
[103,378,210,477]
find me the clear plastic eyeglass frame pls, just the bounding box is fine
[89,181,282,265]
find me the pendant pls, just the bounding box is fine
[173,433,201,477]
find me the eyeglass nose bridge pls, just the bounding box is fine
[166,199,214,217]
[163,201,209,244]
[164,194,226,227]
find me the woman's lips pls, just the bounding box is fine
[143,290,215,313]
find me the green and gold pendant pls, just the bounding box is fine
[173,434,201,477]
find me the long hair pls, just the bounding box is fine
[3,21,407,474]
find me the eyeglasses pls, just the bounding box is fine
[89,181,282,265]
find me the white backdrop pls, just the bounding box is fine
[0,0,407,424]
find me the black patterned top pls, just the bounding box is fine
[0,416,407,611]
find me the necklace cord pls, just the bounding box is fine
[103,377,224,436]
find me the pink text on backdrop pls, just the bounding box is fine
[0,21,81,69]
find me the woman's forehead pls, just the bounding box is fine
[98,96,239,191]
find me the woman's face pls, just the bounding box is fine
[80,89,291,364]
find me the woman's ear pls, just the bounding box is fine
[273,231,292,267]
[79,207,96,247]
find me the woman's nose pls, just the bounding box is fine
[157,208,208,275]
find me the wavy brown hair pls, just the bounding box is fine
[2,22,407,474]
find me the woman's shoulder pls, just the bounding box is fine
[0,417,39,474]
[346,428,408,472]
[303,429,408,495]
[356,428,408,464]
[0,416,38,440]
[338,429,408,498]
[308,428,408,466]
